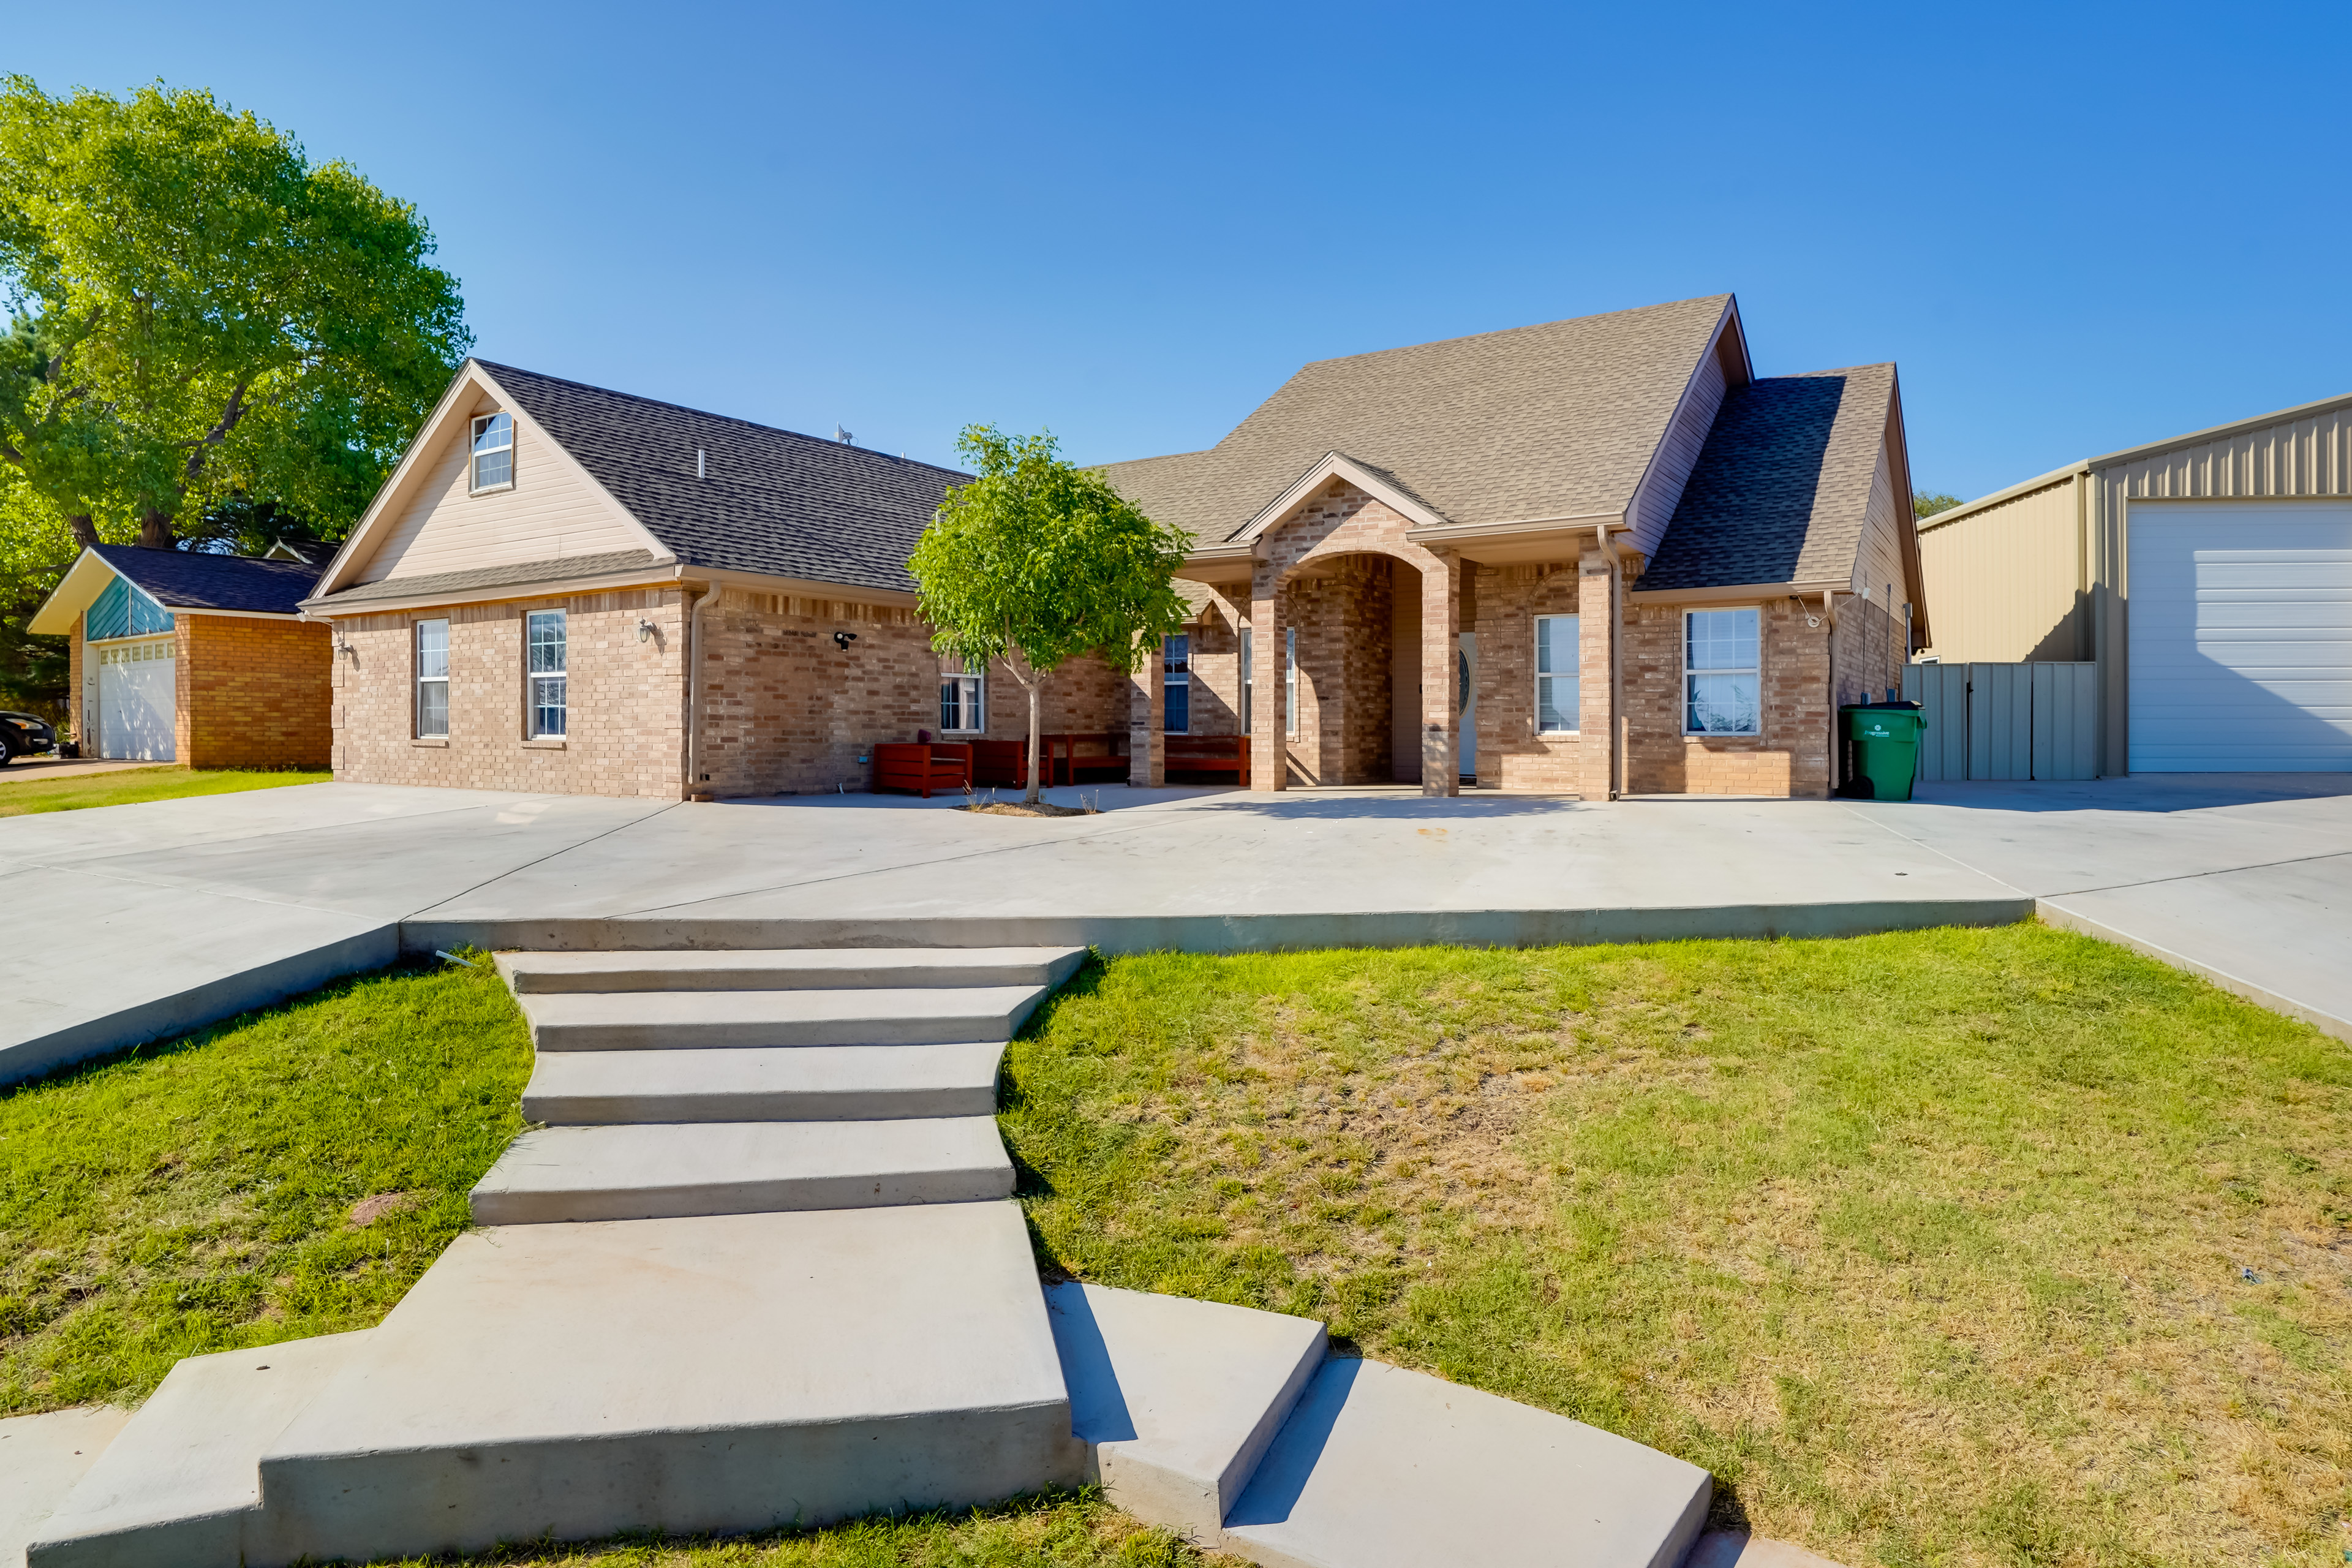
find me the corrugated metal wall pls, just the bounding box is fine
[2089,401,2352,774]
[1915,475,2082,663]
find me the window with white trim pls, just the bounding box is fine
[470,412,514,493]
[1162,633,1191,734]
[527,610,567,737]
[939,663,984,733]
[415,619,449,738]
[1239,626,1253,733]
[1534,614,1579,733]
[1684,607,1760,735]
[1284,626,1297,737]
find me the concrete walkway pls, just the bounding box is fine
[1850,774,2352,1039]
[6,772,2346,1084]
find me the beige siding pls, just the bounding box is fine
[1917,474,2083,663]
[1853,432,1910,609]
[1629,334,1731,560]
[352,396,654,584]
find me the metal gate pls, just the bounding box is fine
[1904,662,2096,782]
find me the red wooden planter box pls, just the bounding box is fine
[872,742,971,798]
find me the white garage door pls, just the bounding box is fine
[96,638,177,761]
[2128,500,2352,772]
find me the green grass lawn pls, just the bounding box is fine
[0,763,332,816]
[6,925,2346,1567]
[1004,926,2352,1568]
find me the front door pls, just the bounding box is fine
[1457,633,1476,778]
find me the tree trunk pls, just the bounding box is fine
[137,510,176,550]
[1024,679,1042,805]
[67,514,99,551]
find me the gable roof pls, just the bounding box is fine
[471,363,965,596]
[1098,296,1739,544]
[92,545,324,613]
[28,544,323,635]
[1638,364,1898,592]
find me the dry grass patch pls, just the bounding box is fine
[1002,927,2352,1567]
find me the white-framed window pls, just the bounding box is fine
[1535,614,1580,733]
[1240,626,1253,733]
[527,610,567,737]
[1284,626,1297,737]
[939,665,984,733]
[1162,633,1191,734]
[415,619,449,738]
[470,412,514,494]
[1684,606,1760,735]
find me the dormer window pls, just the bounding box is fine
[469,412,514,493]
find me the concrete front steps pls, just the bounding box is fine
[18,940,1734,1568]
[472,945,1085,1224]
[1049,1281,1714,1568]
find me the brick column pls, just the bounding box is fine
[1249,568,1286,791]
[1128,638,1164,787]
[1577,544,1617,800]
[1417,552,1460,797]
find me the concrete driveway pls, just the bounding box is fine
[4,772,2345,1084]
[1848,774,2352,1039]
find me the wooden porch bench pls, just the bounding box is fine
[872,742,971,798]
[1165,734,1250,785]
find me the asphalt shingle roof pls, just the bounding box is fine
[1097,296,1732,543]
[94,545,322,614]
[476,362,971,596]
[1640,364,1896,591]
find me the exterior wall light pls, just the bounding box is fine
[834,630,858,650]
[637,618,655,643]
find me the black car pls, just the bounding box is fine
[0,711,59,763]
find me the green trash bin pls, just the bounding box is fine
[1842,702,1925,802]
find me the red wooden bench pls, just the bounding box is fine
[973,733,1129,788]
[1166,734,1249,785]
[872,742,971,797]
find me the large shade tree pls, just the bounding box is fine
[909,426,1191,805]
[0,77,470,552]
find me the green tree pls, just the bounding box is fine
[1913,489,1963,519]
[0,77,469,551]
[909,426,1191,804]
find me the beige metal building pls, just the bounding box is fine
[1917,391,2352,775]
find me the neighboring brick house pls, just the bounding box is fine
[29,545,330,767]
[1102,294,1928,798]
[300,361,1128,799]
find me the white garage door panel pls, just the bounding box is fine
[95,639,177,761]
[2128,503,2352,772]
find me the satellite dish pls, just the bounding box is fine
[834,425,854,445]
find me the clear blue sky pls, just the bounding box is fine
[13,1,2350,499]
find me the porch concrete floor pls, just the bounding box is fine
[4,773,2346,1082]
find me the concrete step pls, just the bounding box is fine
[1218,1357,1711,1568]
[498,946,1088,994]
[518,984,1051,1051]
[522,1041,1006,1124]
[24,1333,366,1568]
[255,1205,1083,1566]
[1046,1283,1325,1537]
[470,1117,1013,1223]
[2,1408,130,1568]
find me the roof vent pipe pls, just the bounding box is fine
[696,448,706,479]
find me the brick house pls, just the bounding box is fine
[1106,293,1928,797]
[300,361,1128,799]
[29,545,331,767]
[308,295,1922,802]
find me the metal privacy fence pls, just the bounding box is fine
[1902,662,2098,782]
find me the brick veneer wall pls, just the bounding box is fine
[178,615,332,768]
[1472,562,1585,790]
[1829,594,1904,789]
[66,613,85,750]
[1624,598,1831,797]
[329,582,1129,800]
[332,588,690,796]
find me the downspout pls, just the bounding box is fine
[685,582,719,799]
